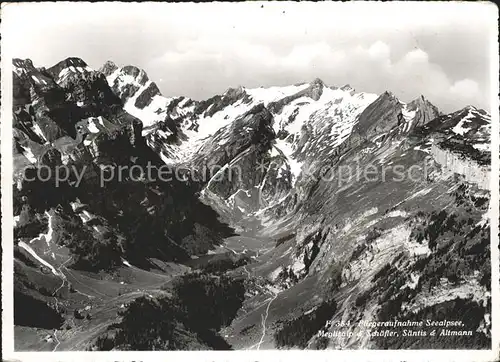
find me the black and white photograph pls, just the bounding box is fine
[1,1,499,360]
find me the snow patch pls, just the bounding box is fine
[269,267,282,281]
[122,260,132,267]
[414,145,431,154]
[32,123,47,142]
[386,210,408,218]
[403,276,489,313]
[20,145,37,163]
[407,187,432,200]
[18,241,62,277]
[452,109,473,136]
[473,143,489,152]
[44,211,54,246]
[275,138,303,184]
[401,104,417,132]
[245,83,310,106]
[86,118,100,133]
[401,273,420,290]
[291,258,306,275]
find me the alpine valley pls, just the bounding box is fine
[11,57,492,351]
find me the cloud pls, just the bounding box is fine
[4,2,493,113]
[142,31,494,114]
[450,79,480,99]
[282,42,334,68]
[367,41,391,60]
[147,39,488,114]
[403,48,430,64]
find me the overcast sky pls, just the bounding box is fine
[3,2,496,113]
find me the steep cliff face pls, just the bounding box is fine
[354,91,403,139]
[420,106,491,162]
[351,92,439,144]
[407,95,441,128]
[430,144,490,190]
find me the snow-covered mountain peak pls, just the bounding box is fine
[106,65,153,92]
[46,58,94,86]
[56,57,88,67]
[462,105,489,119]
[97,62,448,188]
[137,75,381,171]
[101,62,197,131]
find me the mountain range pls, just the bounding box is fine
[11,57,492,350]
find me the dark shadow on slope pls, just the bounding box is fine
[14,291,64,329]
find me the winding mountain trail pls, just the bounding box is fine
[256,289,279,350]
[52,256,74,313]
[242,282,282,350]
[243,265,251,279]
[52,330,61,352]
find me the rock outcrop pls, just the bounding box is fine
[430,144,490,190]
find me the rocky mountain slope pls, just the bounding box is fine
[11,58,492,351]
